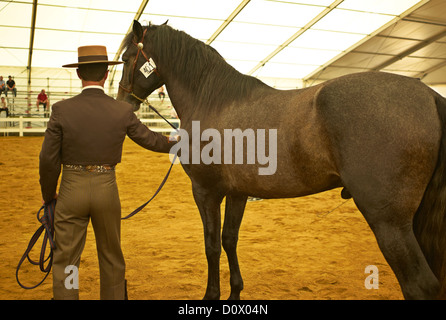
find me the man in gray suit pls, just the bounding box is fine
[39,45,174,300]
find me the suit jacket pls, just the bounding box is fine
[39,87,174,203]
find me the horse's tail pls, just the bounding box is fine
[413,91,446,299]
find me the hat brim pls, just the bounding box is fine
[62,60,124,68]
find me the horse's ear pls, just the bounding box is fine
[162,19,169,25]
[133,20,143,42]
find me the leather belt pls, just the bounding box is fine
[64,164,115,173]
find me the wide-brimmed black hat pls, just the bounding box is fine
[62,45,123,68]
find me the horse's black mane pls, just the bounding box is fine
[122,24,267,111]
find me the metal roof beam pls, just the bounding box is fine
[416,60,446,80]
[403,16,446,27]
[206,0,251,45]
[247,0,344,76]
[302,0,430,83]
[372,29,446,71]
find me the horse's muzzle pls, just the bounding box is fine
[117,87,141,111]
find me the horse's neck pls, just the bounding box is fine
[164,68,270,124]
[164,77,197,122]
[155,36,272,122]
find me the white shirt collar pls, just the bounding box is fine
[82,85,105,92]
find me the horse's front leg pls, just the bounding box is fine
[222,194,247,300]
[192,183,225,300]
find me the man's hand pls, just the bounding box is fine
[42,193,58,205]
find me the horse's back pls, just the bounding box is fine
[315,71,440,162]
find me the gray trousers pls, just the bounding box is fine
[52,167,126,300]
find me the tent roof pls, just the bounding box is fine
[1,0,445,89]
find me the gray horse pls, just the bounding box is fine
[118,20,446,300]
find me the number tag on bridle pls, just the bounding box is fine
[140,58,156,78]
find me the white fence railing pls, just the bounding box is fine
[0,117,180,137]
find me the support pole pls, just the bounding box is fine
[27,0,38,113]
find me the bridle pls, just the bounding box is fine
[118,29,180,221]
[119,28,162,103]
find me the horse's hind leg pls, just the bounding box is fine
[192,183,225,300]
[222,194,248,300]
[354,197,440,299]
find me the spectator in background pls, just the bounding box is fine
[158,85,165,102]
[0,96,8,117]
[6,76,16,97]
[0,76,5,96]
[36,89,49,112]
[169,105,179,129]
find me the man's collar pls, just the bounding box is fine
[81,85,105,92]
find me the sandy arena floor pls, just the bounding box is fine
[0,136,403,300]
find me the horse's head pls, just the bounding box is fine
[117,20,164,111]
